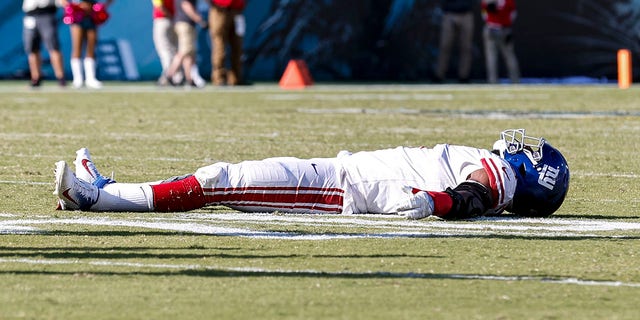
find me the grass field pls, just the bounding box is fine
[1,81,639,319]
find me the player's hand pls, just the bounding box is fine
[199,20,209,30]
[395,189,434,220]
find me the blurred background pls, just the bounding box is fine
[1,0,637,83]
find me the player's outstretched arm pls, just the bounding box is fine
[395,188,434,219]
[397,169,494,220]
[439,181,493,220]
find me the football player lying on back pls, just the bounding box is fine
[54,129,570,220]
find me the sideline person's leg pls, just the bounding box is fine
[153,18,176,75]
[483,27,499,84]
[457,12,474,82]
[83,28,102,88]
[227,12,244,85]
[209,6,229,85]
[40,13,66,85]
[23,14,42,86]
[499,29,520,83]
[69,25,86,88]
[435,13,455,81]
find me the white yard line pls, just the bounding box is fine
[1,214,639,239]
[1,215,638,287]
[296,107,639,119]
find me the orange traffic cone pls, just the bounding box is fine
[279,59,314,89]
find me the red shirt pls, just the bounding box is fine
[212,0,245,10]
[153,0,175,19]
[481,0,516,28]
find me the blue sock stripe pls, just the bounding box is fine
[93,175,115,188]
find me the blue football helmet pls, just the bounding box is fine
[494,129,570,217]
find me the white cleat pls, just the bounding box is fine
[72,79,83,89]
[73,148,114,187]
[54,161,99,211]
[74,147,99,183]
[192,76,206,88]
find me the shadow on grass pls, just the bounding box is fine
[0,246,443,260]
[0,251,442,260]
[0,269,636,288]
[14,229,640,240]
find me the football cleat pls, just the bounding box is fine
[54,161,99,210]
[74,148,114,188]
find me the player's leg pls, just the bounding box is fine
[56,146,209,212]
[56,154,343,213]
[55,160,155,212]
[56,148,157,211]
[195,158,344,214]
[150,158,345,213]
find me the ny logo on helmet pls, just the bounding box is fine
[538,164,559,190]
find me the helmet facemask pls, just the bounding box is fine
[499,129,544,163]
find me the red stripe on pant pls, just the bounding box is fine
[151,175,207,212]
[205,188,343,206]
[203,186,344,193]
[151,176,344,213]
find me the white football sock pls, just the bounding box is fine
[92,183,154,212]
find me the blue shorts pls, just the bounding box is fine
[74,15,98,30]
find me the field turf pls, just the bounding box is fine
[0,82,639,319]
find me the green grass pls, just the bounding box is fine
[0,82,639,319]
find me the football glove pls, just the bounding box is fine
[395,189,434,220]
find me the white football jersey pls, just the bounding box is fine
[337,144,517,214]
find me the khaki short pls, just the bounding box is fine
[174,21,196,55]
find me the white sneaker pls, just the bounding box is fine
[85,78,103,89]
[54,161,99,210]
[72,79,83,89]
[192,75,206,88]
[74,148,114,187]
[172,72,184,85]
